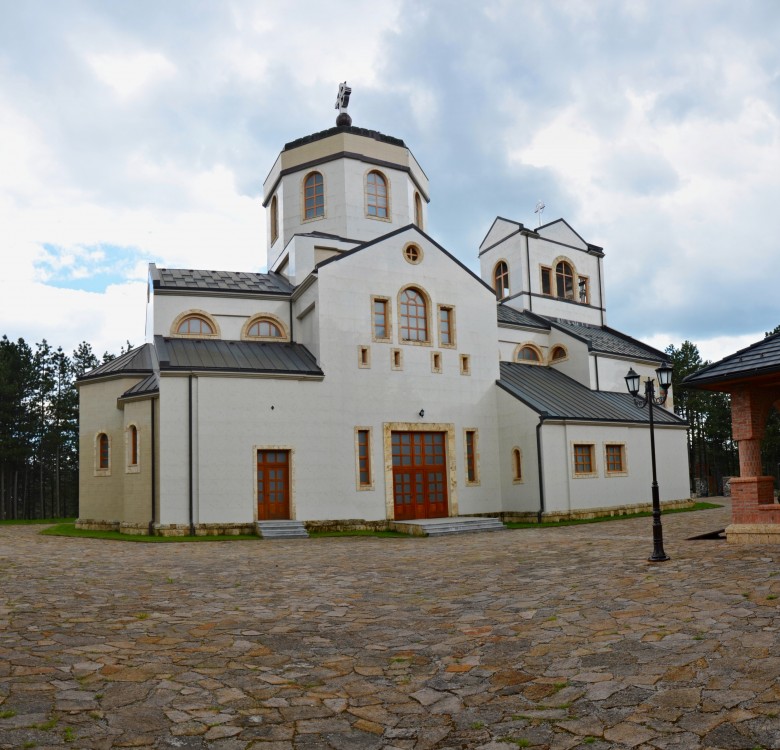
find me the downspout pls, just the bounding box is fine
[289,297,294,340]
[525,234,532,312]
[188,374,195,536]
[536,413,547,523]
[149,397,156,536]
[597,255,605,327]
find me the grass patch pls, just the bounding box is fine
[0,518,75,525]
[40,524,259,543]
[505,502,722,529]
[0,709,17,719]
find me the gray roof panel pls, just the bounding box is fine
[544,317,667,361]
[78,344,156,382]
[153,267,294,295]
[120,373,159,399]
[154,336,323,376]
[683,331,780,388]
[497,306,550,329]
[499,362,685,424]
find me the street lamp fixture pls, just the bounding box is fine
[625,362,673,562]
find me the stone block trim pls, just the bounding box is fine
[76,519,120,531]
[726,522,780,544]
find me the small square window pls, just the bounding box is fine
[605,444,626,475]
[573,444,596,476]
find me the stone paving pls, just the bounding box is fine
[1,500,779,750]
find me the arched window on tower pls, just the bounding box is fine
[304,171,325,219]
[400,287,429,342]
[366,171,388,218]
[270,195,279,243]
[555,261,574,300]
[98,433,110,470]
[414,192,423,229]
[493,261,509,300]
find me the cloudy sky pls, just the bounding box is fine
[1,0,778,362]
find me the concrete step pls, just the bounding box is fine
[391,517,507,537]
[257,521,309,539]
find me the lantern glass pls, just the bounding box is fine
[625,368,640,397]
[656,362,673,390]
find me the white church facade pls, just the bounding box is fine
[77,104,691,535]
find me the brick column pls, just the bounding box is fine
[730,387,779,526]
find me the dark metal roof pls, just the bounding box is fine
[683,331,780,388]
[497,306,550,330]
[284,126,406,151]
[120,372,159,400]
[498,362,685,425]
[544,317,667,361]
[78,344,156,382]
[152,266,294,295]
[154,336,323,377]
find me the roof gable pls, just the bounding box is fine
[536,218,589,251]
[479,216,523,252]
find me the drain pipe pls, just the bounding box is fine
[536,413,548,523]
[188,374,195,536]
[525,234,532,312]
[289,297,294,340]
[148,397,156,536]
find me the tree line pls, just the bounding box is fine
[1,331,778,519]
[0,336,130,520]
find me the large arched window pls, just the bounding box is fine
[98,433,110,470]
[555,261,574,300]
[366,171,388,218]
[400,287,428,342]
[270,195,279,243]
[304,171,324,219]
[493,261,509,300]
[176,315,214,336]
[414,192,423,229]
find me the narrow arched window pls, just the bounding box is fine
[270,195,279,243]
[512,448,522,481]
[98,433,110,470]
[366,171,388,218]
[400,288,428,342]
[177,316,214,336]
[129,426,138,466]
[517,345,541,362]
[414,192,423,229]
[556,261,574,300]
[304,171,324,219]
[247,318,283,338]
[494,261,509,299]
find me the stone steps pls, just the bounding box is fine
[391,517,507,537]
[257,520,309,539]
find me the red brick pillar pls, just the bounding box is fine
[730,387,776,523]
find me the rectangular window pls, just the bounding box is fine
[372,297,390,341]
[460,354,470,375]
[438,305,455,347]
[391,348,403,370]
[541,266,552,295]
[358,346,370,368]
[432,352,442,373]
[356,428,372,488]
[605,444,626,474]
[573,444,595,475]
[465,429,479,484]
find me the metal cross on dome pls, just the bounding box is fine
[335,81,352,113]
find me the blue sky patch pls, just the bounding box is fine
[36,243,153,292]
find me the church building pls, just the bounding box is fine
[76,91,691,535]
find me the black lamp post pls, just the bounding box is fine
[625,362,674,563]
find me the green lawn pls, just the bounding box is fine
[17,501,723,542]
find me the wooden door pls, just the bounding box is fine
[257,450,290,520]
[391,432,448,520]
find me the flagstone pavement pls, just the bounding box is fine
[1,500,779,750]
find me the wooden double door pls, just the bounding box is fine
[391,431,448,520]
[257,449,290,520]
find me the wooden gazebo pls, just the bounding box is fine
[684,332,780,543]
